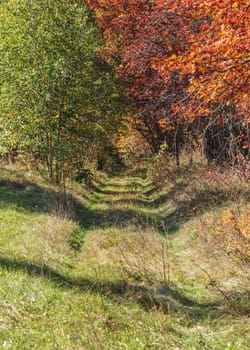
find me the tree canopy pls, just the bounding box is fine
[0,0,125,182]
[0,0,249,179]
[88,0,250,163]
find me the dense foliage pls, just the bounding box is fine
[88,0,250,164]
[0,3,249,348]
[0,0,124,183]
[0,0,249,179]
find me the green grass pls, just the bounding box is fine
[0,164,249,349]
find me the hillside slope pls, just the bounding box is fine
[0,165,249,349]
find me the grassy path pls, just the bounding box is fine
[0,166,249,349]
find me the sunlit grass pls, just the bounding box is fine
[0,163,249,349]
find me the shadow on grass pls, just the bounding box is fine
[1,177,247,240]
[0,180,158,248]
[1,176,247,318]
[160,186,249,234]
[0,255,226,318]
[92,179,248,234]
[0,180,53,213]
[89,183,154,196]
[124,167,148,179]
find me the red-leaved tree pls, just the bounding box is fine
[89,0,250,164]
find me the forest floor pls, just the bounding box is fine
[0,164,249,349]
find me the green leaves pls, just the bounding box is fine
[0,0,125,182]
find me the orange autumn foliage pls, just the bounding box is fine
[217,209,250,261]
[89,0,249,157]
[152,0,250,119]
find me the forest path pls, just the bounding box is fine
[85,173,174,232]
[1,166,249,349]
[75,172,245,317]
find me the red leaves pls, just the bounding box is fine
[242,141,249,150]
[216,118,224,126]
[89,0,250,133]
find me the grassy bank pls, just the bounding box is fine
[0,163,249,349]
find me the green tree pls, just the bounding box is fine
[0,0,124,183]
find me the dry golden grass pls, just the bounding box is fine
[187,204,250,313]
[32,214,75,265]
[78,226,173,287]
